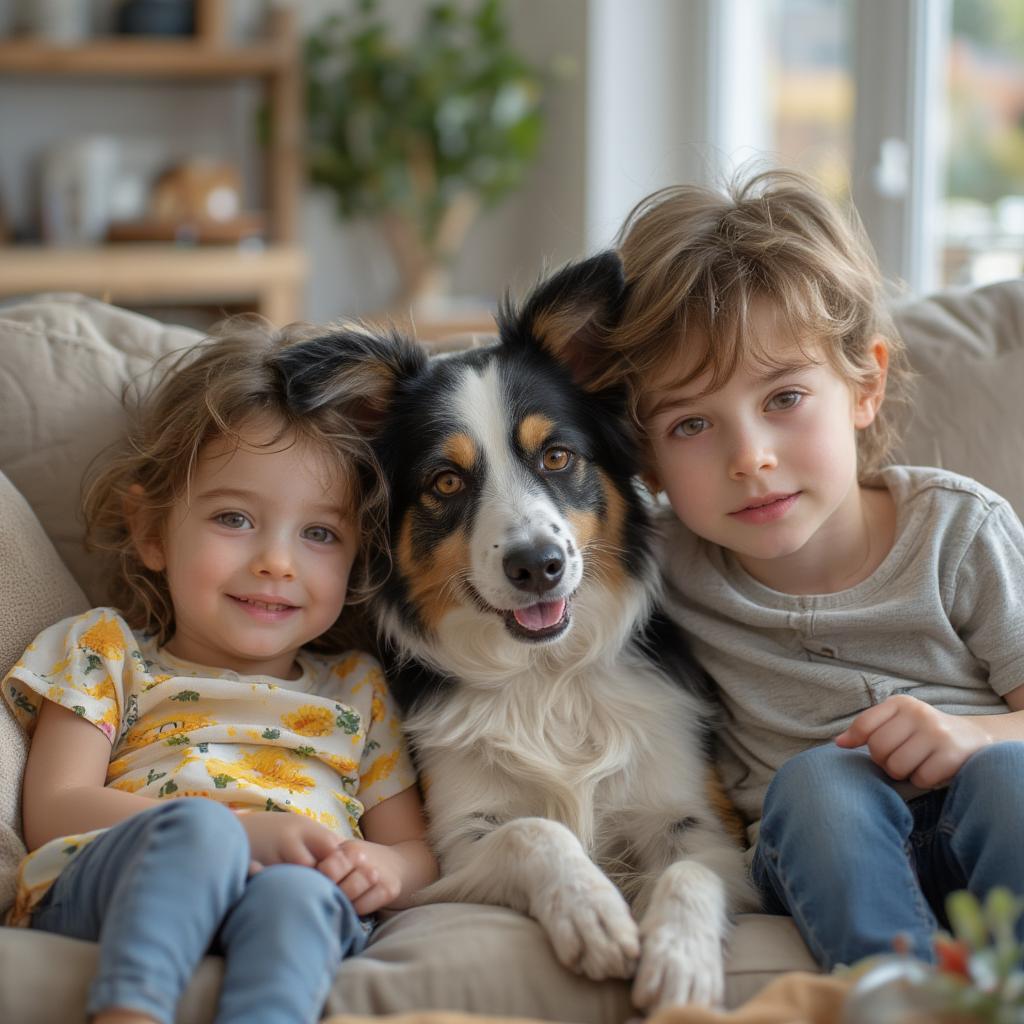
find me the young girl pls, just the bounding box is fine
[3,320,437,1024]
[604,168,1024,970]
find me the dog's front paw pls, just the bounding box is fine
[536,876,640,981]
[632,924,724,1010]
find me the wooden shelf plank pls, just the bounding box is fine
[0,244,307,324]
[0,38,290,77]
[0,243,303,292]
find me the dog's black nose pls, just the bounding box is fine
[503,544,565,593]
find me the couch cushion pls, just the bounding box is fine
[0,293,202,604]
[0,907,814,1022]
[893,277,1024,517]
[0,927,221,1024]
[330,903,631,1020]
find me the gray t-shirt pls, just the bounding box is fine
[659,465,1024,832]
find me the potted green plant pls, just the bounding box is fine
[843,888,1024,1023]
[306,0,549,311]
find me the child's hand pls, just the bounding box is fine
[316,839,404,915]
[239,811,341,875]
[835,694,992,788]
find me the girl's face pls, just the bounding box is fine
[644,297,888,593]
[135,417,357,679]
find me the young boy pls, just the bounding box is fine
[608,167,1024,970]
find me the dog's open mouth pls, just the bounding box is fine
[503,598,571,642]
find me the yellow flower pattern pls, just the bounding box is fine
[360,749,400,789]
[320,752,360,777]
[2,608,416,928]
[122,712,217,752]
[82,675,117,702]
[332,653,364,681]
[281,704,335,737]
[109,776,147,794]
[79,616,128,659]
[205,750,317,793]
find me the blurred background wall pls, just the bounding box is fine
[0,0,1020,329]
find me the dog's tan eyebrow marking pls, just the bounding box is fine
[518,413,555,453]
[442,433,478,471]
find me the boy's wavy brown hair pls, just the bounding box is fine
[609,167,913,477]
[83,315,388,651]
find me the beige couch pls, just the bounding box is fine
[2,280,1022,1023]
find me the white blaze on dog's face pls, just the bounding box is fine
[454,362,583,641]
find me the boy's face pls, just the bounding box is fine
[644,298,886,586]
[135,417,357,679]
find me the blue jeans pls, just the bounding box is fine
[29,799,368,1024]
[750,741,1024,971]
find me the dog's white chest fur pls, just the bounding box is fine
[407,651,712,860]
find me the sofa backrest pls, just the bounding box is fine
[3,281,1024,606]
[893,278,1024,515]
[0,293,204,605]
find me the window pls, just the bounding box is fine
[765,0,854,200]
[714,0,1024,293]
[584,0,1024,293]
[942,0,1024,286]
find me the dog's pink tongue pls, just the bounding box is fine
[513,598,566,631]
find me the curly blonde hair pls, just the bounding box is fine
[610,167,913,476]
[83,315,388,651]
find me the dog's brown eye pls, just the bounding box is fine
[542,448,572,472]
[432,471,464,496]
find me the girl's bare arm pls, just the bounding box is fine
[22,700,158,850]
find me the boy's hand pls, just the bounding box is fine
[316,838,404,915]
[239,811,341,876]
[835,694,991,788]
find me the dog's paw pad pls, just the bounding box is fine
[542,883,639,980]
[632,926,724,1010]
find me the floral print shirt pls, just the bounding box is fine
[2,608,416,926]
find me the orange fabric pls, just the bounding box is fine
[648,973,850,1024]
[323,1015,557,1024]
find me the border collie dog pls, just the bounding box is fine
[278,253,754,1009]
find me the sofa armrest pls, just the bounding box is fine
[0,471,89,914]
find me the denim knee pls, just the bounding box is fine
[956,741,1024,792]
[149,799,250,881]
[947,741,1024,824]
[246,863,347,916]
[764,744,886,806]
[762,744,907,836]
[243,864,358,954]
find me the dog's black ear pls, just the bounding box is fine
[498,251,625,392]
[274,325,426,434]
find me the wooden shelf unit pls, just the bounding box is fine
[0,3,305,325]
